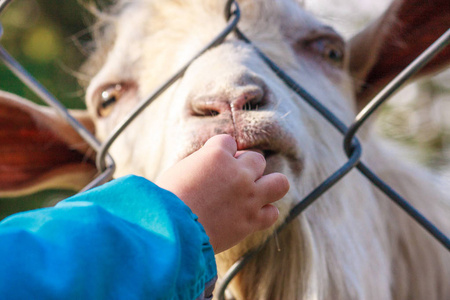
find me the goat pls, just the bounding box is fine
[1,0,449,299]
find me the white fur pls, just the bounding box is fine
[84,0,450,299]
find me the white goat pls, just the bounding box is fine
[1,0,449,299]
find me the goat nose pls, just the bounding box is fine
[189,85,266,117]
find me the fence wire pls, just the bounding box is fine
[0,0,449,299]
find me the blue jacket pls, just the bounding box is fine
[0,175,217,300]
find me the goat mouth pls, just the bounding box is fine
[181,135,303,177]
[181,121,303,173]
[263,150,276,157]
[241,148,273,157]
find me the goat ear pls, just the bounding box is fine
[0,91,98,197]
[348,0,450,108]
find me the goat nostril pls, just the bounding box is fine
[236,87,266,111]
[207,110,220,117]
[189,85,268,117]
[243,97,262,111]
[191,102,221,117]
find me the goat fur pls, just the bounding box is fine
[80,1,450,299]
[1,0,448,299]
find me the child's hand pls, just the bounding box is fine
[156,134,290,253]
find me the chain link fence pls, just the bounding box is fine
[0,0,449,298]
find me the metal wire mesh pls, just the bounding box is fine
[0,0,449,299]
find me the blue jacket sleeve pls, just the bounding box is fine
[0,175,217,300]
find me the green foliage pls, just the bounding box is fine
[0,0,88,109]
[0,190,76,220]
[0,0,88,217]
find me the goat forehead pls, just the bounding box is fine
[136,0,320,35]
[144,0,303,13]
[88,0,338,87]
[116,0,329,71]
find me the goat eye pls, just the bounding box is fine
[308,38,345,67]
[97,83,124,117]
[324,45,343,63]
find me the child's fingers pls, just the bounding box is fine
[234,149,263,158]
[256,204,279,230]
[236,151,266,180]
[203,134,237,155]
[253,174,288,230]
[256,173,290,203]
[234,150,246,158]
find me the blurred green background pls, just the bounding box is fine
[0,0,89,218]
[0,0,88,109]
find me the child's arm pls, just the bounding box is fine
[0,134,288,299]
[0,175,216,300]
[156,134,290,253]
